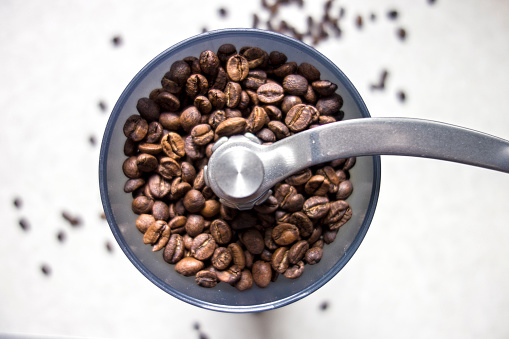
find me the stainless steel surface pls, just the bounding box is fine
[206,117,509,209]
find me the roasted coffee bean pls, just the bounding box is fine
[124,178,145,193]
[268,120,290,139]
[183,189,205,213]
[282,74,308,96]
[260,249,272,262]
[304,247,323,265]
[138,143,162,155]
[184,135,204,160]
[211,66,228,91]
[317,166,340,185]
[168,60,191,86]
[312,80,338,96]
[161,132,185,159]
[152,200,170,221]
[216,265,242,284]
[185,214,205,237]
[285,104,319,132]
[170,200,186,217]
[224,108,242,118]
[180,106,202,133]
[252,260,272,288]
[136,153,158,172]
[307,225,322,245]
[288,240,309,264]
[208,90,227,110]
[238,90,250,110]
[168,216,187,234]
[323,228,339,244]
[156,92,180,112]
[215,117,246,137]
[211,247,232,270]
[273,61,297,78]
[199,199,219,218]
[242,47,267,69]
[257,82,284,104]
[336,180,353,200]
[158,157,181,180]
[235,269,254,291]
[272,223,299,246]
[228,243,246,270]
[285,169,312,186]
[231,211,258,230]
[244,250,254,269]
[303,196,330,219]
[195,270,218,288]
[132,196,154,214]
[226,55,249,81]
[271,247,290,273]
[243,69,267,90]
[297,62,321,82]
[191,233,216,260]
[343,157,356,170]
[303,85,318,104]
[148,174,171,198]
[175,257,204,276]
[217,44,237,63]
[269,51,287,65]
[284,261,305,279]
[161,78,181,94]
[246,106,268,133]
[240,229,264,255]
[256,127,276,142]
[304,175,330,196]
[326,201,352,230]
[193,169,206,191]
[186,74,209,98]
[152,222,171,251]
[145,121,163,143]
[253,195,278,214]
[199,50,220,75]
[201,187,215,200]
[124,138,138,156]
[191,124,214,146]
[136,97,160,121]
[281,95,303,114]
[183,234,193,250]
[123,115,148,142]
[136,214,155,233]
[264,105,282,120]
[316,93,343,116]
[225,81,242,108]
[210,219,232,245]
[149,88,165,101]
[194,95,213,114]
[274,184,304,212]
[170,177,192,200]
[143,220,166,244]
[264,228,278,250]
[288,211,313,238]
[159,112,181,131]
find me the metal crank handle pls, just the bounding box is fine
[204,117,509,210]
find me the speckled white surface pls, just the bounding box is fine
[1,0,509,338]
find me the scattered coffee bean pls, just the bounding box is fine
[62,211,82,227]
[397,27,407,41]
[19,218,30,231]
[387,10,399,20]
[57,231,66,242]
[112,35,122,47]
[41,264,51,276]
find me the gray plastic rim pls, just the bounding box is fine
[99,28,381,313]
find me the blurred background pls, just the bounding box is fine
[1,0,509,338]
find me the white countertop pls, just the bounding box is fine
[1,0,509,338]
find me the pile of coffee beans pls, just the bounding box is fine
[122,44,355,290]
